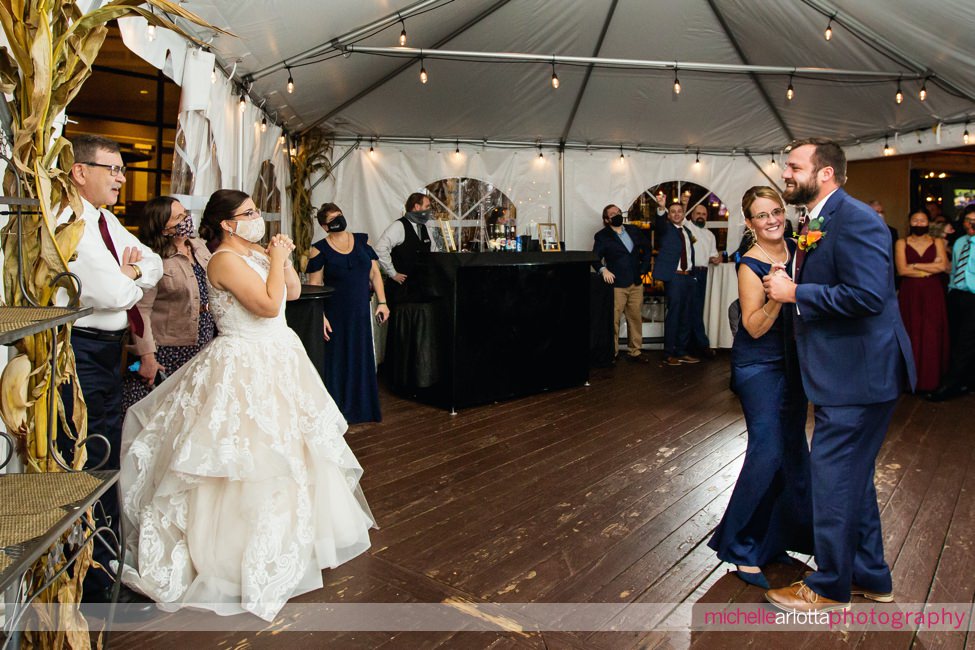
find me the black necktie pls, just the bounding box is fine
[417,222,431,248]
[678,227,688,271]
[794,207,810,277]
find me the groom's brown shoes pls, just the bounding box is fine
[850,585,894,602]
[765,581,851,613]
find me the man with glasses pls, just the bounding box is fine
[926,203,975,401]
[56,134,162,606]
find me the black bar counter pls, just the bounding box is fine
[285,284,334,385]
[394,251,595,411]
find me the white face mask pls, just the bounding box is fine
[233,217,266,242]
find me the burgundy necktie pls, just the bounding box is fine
[97,214,145,337]
[678,227,688,271]
[794,207,809,277]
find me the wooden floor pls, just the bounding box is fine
[111,353,975,649]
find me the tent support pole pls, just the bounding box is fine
[744,152,784,194]
[706,0,794,142]
[301,0,515,135]
[559,0,619,144]
[558,144,565,241]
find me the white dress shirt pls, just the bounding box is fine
[374,218,442,278]
[686,220,718,268]
[56,198,163,331]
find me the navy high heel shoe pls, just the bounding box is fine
[732,568,770,589]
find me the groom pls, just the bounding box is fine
[762,138,915,611]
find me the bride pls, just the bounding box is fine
[119,189,375,621]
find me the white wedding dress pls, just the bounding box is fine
[119,249,374,621]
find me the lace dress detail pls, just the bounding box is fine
[119,249,374,621]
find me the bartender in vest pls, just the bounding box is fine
[375,192,442,305]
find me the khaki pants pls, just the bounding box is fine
[613,284,644,356]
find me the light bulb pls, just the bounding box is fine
[420,61,428,84]
[824,19,833,41]
[239,93,246,113]
[786,76,795,101]
[146,23,156,42]
[399,28,407,46]
[260,117,267,133]
[883,139,893,156]
[964,127,971,145]
[895,87,903,104]
[279,134,286,145]
[695,150,701,165]
[210,68,217,84]
[551,68,559,89]
[673,74,681,95]
[369,144,375,156]
[287,70,294,94]
[919,82,927,102]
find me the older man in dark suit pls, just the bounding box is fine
[654,203,701,366]
[593,204,652,362]
[763,138,915,612]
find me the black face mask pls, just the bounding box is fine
[326,215,348,232]
[609,214,624,227]
[909,225,928,236]
[407,209,433,224]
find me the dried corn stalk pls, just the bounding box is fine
[288,130,333,271]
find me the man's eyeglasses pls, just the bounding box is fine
[231,208,261,220]
[77,161,126,176]
[751,207,786,221]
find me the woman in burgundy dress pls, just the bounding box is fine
[895,210,950,391]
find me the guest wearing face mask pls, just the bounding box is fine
[592,204,653,362]
[122,196,215,411]
[895,209,951,392]
[374,192,442,306]
[306,203,389,423]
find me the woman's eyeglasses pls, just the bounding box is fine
[231,208,262,220]
[751,207,786,221]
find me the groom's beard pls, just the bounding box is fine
[783,176,820,206]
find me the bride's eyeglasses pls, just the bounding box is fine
[231,208,262,220]
[751,207,786,222]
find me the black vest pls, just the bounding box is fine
[390,216,431,277]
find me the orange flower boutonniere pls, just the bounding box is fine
[798,216,826,251]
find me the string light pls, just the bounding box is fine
[538,144,543,159]
[919,79,927,102]
[146,23,156,42]
[260,116,267,133]
[895,79,903,104]
[551,61,559,89]
[369,138,376,156]
[420,56,428,84]
[399,17,407,46]
[786,75,795,101]
[454,140,460,158]
[824,17,833,41]
[238,90,246,113]
[694,150,701,165]
[279,133,286,145]
[673,67,681,95]
[769,152,776,165]
[619,145,625,162]
[964,122,970,145]
[286,66,294,94]
[210,67,217,84]
[883,136,893,156]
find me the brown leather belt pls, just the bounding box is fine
[675,270,692,275]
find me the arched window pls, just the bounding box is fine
[422,177,516,251]
[627,180,730,251]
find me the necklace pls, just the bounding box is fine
[753,240,789,266]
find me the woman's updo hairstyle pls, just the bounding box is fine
[199,189,250,250]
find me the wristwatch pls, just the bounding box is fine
[130,264,142,280]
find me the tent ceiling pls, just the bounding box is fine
[183,0,975,152]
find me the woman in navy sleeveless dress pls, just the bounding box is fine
[708,187,813,588]
[306,204,389,423]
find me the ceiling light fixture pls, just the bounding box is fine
[286,66,294,94]
[786,74,795,101]
[399,15,407,46]
[824,16,834,41]
[919,79,927,102]
[895,78,903,104]
[673,66,681,95]
[883,136,893,156]
[551,59,559,89]
[420,54,428,84]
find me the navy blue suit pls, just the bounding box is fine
[591,225,652,287]
[655,221,697,357]
[792,188,916,602]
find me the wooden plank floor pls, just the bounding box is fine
[109,353,975,649]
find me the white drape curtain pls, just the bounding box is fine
[314,144,773,253]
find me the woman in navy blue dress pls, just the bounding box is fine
[707,186,813,588]
[306,203,389,423]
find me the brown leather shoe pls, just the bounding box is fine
[678,354,701,364]
[851,585,894,602]
[663,356,682,366]
[765,581,850,613]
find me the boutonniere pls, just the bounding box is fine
[798,216,826,251]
